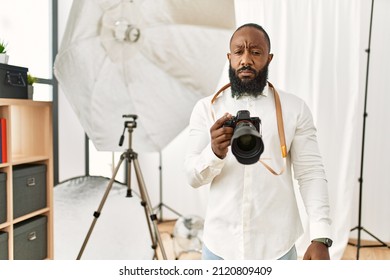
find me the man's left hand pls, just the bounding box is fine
[303,242,330,260]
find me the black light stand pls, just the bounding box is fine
[153,151,182,222]
[348,0,390,259]
[77,115,167,260]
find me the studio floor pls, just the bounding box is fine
[156,220,390,260]
[53,176,390,260]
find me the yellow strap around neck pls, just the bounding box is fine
[268,81,287,158]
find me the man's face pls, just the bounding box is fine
[227,27,273,96]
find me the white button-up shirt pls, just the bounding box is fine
[184,83,331,259]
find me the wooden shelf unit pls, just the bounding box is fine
[0,98,53,260]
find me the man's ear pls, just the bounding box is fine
[227,53,231,60]
[268,53,274,63]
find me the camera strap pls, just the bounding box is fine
[211,81,287,175]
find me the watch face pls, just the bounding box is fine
[325,238,333,247]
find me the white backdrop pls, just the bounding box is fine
[57,0,390,260]
[232,0,367,260]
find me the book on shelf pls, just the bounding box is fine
[0,118,6,163]
[0,119,2,163]
[0,119,3,163]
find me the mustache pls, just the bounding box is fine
[237,65,257,74]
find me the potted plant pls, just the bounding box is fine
[0,40,9,64]
[27,73,37,99]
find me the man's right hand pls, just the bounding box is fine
[210,113,234,159]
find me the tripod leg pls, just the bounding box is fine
[133,157,168,260]
[76,155,126,260]
[362,227,389,248]
[154,203,182,222]
[140,198,159,259]
[154,152,182,222]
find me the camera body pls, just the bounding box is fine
[224,110,261,132]
[224,110,264,165]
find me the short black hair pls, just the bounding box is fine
[230,23,271,53]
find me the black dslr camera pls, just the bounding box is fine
[224,110,264,165]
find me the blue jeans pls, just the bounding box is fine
[202,244,297,260]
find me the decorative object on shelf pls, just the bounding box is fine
[0,40,9,64]
[27,73,37,99]
[0,64,28,99]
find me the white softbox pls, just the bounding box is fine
[54,0,235,152]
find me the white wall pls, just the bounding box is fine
[57,0,86,182]
[0,0,52,100]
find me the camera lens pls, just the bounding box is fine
[231,121,264,164]
[237,134,257,151]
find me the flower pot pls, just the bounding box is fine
[0,53,9,64]
[28,85,34,99]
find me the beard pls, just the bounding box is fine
[229,63,269,98]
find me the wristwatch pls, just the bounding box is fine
[312,238,333,247]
